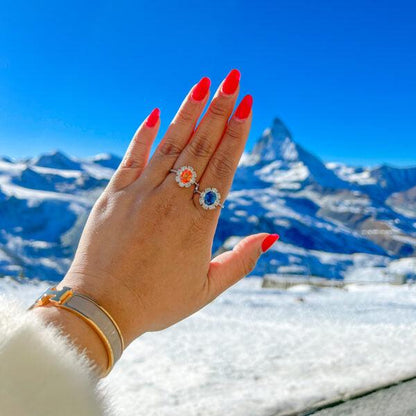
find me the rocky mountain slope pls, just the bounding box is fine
[1,119,415,281]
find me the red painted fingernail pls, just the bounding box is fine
[191,77,211,101]
[145,108,160,128]
[262,234,279,252]
[221,69,241,95]
[235,95,253,120]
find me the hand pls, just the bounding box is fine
[53,70,277,361]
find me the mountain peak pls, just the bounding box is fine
[248,118,298,165]
[271,117,293,140]
[32,150,81,170]
[0,156,13,163]
[239,117,347,190]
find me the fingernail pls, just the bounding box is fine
[221,69,241,95]
[234,95,253,120]
[145,108,160,128]
[191,77,211,101]
[262,234,279,252]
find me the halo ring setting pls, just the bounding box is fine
[170,166,197,188]
[169,166,225,210]
[198,187,224,210]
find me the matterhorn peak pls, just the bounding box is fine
[238,117,348,190]
[248,118,299,165]
[271,117,293,141]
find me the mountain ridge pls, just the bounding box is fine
[0,119,415,281]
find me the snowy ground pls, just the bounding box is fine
[2,277,416,416]
[314,378,416,416]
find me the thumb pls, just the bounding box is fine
[206,233,279,301]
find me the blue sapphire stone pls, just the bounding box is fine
[204,190,217,206]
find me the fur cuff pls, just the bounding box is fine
[0,293,114,416]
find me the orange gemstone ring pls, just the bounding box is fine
[170,165,198,188]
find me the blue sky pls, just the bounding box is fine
[0,0,415,166]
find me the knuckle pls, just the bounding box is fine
[93,190,124,216]
[120,156,144,170]
[225,123,243,141]
[176,106,195,125]
[210,153,235,177]
[93,193,110,213]
[208,100,228,119]
[131,137,149,154]
[240,254,258,276]
[126,161,144,170]
[187,135,213,159]
[157,139,183,158]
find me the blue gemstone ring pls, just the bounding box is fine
[195,186,224,210]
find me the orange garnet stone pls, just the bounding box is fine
[180,169,193,184]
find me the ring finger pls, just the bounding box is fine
[194,94,253,214]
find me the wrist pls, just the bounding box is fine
[60,270,145,346]
[30,304,109,378]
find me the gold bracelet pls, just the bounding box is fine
[28,286,125,377]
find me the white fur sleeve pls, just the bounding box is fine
[0,294,115,416]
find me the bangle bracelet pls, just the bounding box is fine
[27,286,124,377]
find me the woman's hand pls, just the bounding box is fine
[54,69,278,353]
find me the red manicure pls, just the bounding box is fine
[191,77,211,101]
[262,234,280,252]
[145,108,160,128]
[221,69,241,95]
[235,95,253,120]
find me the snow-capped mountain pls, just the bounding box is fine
[1,119,415,281]
[239,118,347,190]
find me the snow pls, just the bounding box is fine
[3,277,416,416]
[255,161,309,188]
[2,117,416,281]
[86,153,122,170]
[32,166,82,178]
[238,151,258,167]
[387,258,416,279]
[326,163,377,185]
[0,180,87,202]
[81,163,115,180]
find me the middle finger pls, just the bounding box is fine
[167,69,241,188]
